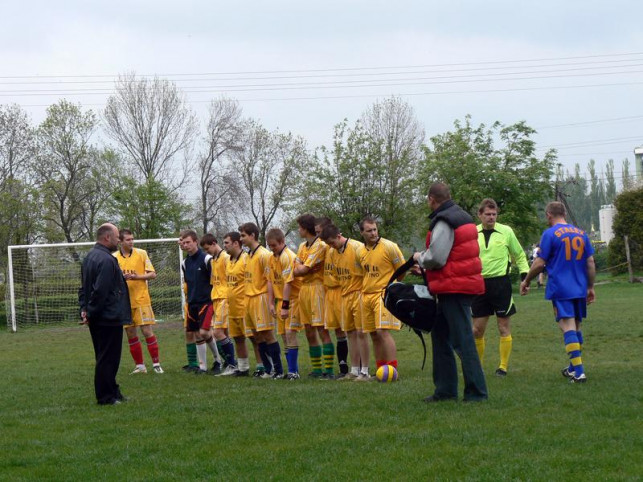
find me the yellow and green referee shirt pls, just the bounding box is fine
[477,222,529,278]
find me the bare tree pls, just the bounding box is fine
[235,120,307,241]
[198,97,243,233]
[360,96,425,232]
[34,100,98,242]
[103,73,197,184]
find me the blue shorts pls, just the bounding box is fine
[551,299,586,322]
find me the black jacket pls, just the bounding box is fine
[79,243,132,326]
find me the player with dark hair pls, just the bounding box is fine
[266,228,304,380]
[320,223,369,381]
[472,198,529,377]
[287,214,334,378]
[239,222,284,379]
[200,233,236,374]
[359,216,405,379]
[520,201,596,383]
[315,217,348,378]
[222,231,250,376]
[115,229,163,374]
[179,229,218,374]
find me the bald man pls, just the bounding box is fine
[79,223,132,405]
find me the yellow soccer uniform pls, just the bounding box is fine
[323,246,342,330]
[226,252,249,337]
[360,238,405,332]
[210,250,230,300]
[209,250,230,328]
[114,248,154,308]
[269,247,303,333]
[330,239,365,332]
[360,238,405,294]
[244,245,274,332]
[289,237,327,326]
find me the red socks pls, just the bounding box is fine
[128,337,144,365]
[145,336,160,364]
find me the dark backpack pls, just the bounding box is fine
[383,257,437,369]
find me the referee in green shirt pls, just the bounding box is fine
[472,199,529,376]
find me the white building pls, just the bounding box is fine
[599,204,616,244]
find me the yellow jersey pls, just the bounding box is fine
[210,249,230,300]
[360,237,405,294]
[244,245,271,297]
[269,246,301,300]
[323,247,341,289]
[226,252,248,318]
[114,248,154,308]
[290,237,327,285]
[329,238,365,296]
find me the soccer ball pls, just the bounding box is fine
[376,365,398,383]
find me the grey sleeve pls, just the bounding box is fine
[418,220,454,270]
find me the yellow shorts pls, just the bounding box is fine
[125,305,156,328]
[361,291,401,333]
[212,298,228,329]
[341,291,362,332]
[276,298,303,333]
[324,288,342,330]
[245,293,275,333]
[299,283,325,327]
[229,317,251,338]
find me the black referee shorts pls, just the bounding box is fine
[472,275,517,318]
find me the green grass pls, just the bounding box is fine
[1,279,642,481]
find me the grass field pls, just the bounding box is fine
[1,278,642,481]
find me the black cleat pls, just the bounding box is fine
[495,368,507,377]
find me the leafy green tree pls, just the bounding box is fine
[108,176,194,239]
[296,97,425,243]
[421,116,555,243]
[35,100,99,243]
[607,185,643,274]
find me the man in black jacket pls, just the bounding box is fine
[79,223,131,405]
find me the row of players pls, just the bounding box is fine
[116,214,407,381]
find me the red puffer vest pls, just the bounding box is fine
[423,201,484,295]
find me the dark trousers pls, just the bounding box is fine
[89,323,123,404]
[431,294,488,401]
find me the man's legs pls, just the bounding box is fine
[441,294,488,401]
[125,325,146,373]
[472,316,489,365]
[559,317,585,379]
[90,323,123,404]
[429,306,458,400]
[497,316,512,373]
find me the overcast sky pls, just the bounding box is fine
[2,1,642,186]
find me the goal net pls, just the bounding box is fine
[5,238,184,332]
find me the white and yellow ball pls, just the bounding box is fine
[376,364,398,383]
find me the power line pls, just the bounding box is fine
[2,50,642,79]
[2,57,642,86]
[3,67,643,96]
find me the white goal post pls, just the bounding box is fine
[5,238,184,332]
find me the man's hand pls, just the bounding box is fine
[519,280,530,296]
[79,311,89,325]
[587,287,596,304]
[269,304,276,317]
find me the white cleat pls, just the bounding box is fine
[153,365,164,374]
[219,365,238,376]
[130,365,147,374]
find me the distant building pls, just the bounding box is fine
[634,147,643,179]
[599,204,616,244]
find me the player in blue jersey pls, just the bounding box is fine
[520,202,596,383]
